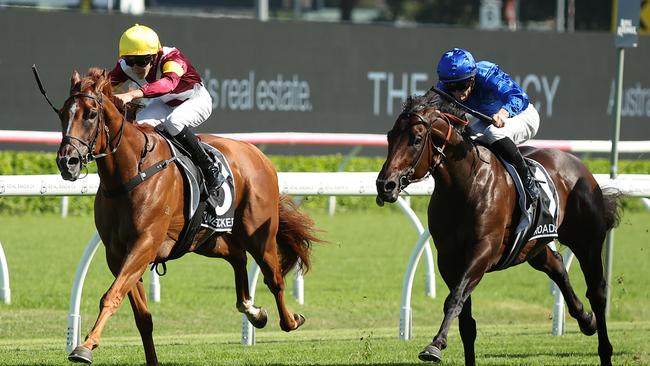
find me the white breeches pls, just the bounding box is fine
[136,84,213,136]
[470,104,540,144]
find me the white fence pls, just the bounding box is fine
[1,173,650,350]
[0,173,436,350]
[2,129,650,153]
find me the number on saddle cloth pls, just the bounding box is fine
[157,131,236,231]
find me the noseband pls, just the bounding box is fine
[398,110,468,189]
[61,92,125,168]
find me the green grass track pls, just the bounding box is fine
[0,207,648,365]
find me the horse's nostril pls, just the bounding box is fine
[384,181,396,192]
[67,157,80,166]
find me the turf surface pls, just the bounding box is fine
[0,207,648,365]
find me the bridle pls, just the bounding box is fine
[31,66,125,172]
[396,110,468,190]
[60,91,125,170]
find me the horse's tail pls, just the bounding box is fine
[276,195,323,277]
[601,187,623,231]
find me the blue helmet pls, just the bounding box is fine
[436,48,477,83]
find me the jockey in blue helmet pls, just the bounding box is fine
[436,48,540,203]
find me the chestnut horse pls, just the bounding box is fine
[376,91,620,366]
[55,68,320,365]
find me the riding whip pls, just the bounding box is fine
[32,64,59,114]
[431,87,492,123]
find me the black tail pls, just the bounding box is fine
[601,187,622,231]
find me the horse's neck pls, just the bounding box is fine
[95,102,150,188]
[432,139,491,197]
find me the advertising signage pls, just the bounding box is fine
[2,8,649,147]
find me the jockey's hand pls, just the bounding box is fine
[491,108,509,128]
[114,89,144,106]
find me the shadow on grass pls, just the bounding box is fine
[158,364,424,366]
[482,350,627,364]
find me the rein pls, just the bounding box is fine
[398,110,468,189]
[32,66,125,168]
[33,67,176,197]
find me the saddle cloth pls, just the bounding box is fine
[161,136,236,232]
[493,157,560,270]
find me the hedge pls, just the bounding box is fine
[0,151,648,215]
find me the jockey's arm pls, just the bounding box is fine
[491,108,509,128]
[114,88,144,105]
[139,61,185,98]
[108,62,141,104]
[492,70,528,117]
[488,67,528,126]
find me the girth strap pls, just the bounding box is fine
[102,157,177,197]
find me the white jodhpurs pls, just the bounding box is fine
[136,83,213,136]
[469,104,540,145]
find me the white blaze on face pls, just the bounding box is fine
[66,101,79,136]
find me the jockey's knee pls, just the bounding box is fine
[161,119,185,136]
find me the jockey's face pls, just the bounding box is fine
[132,61,153,79]
[445,77,474,102]
[451,84,473,102]
[124,55,155,78]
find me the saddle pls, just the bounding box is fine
[151,131,237,273]
[492,157,560,270]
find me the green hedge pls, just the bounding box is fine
[0,151,648,215]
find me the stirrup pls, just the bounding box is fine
[525,180,540,203]
[203,169,225,211]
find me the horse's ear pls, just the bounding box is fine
[99,70,113,96]
[70,70,81,93]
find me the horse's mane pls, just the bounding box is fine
[82,67,140,123]
[400,89,476,153]
[83,67,113,97]
[402,89,465,118]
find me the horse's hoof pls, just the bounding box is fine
[294,313,306,329]
[579,312,597,336]
[68,346,93,364]
[418,344,442,363]
[249,308,268,329]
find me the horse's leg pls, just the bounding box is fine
[527,245,596,335]
[419,252,489,363]
[458,295,476,366]
[235,196,303,332]
[572,243,613,366]
[225,238,269,328]
[127,280,158,366]
[195,235,268,328]
[101,247,158,365]
[68,242,156,364]
[558,182,613,366]
[250,237,304,332]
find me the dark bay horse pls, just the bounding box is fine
[56,68,321,365]
[376,91,620,366]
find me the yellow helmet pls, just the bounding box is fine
[118,24,161,57]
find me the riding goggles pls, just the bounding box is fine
[443,78,474,92]
[124,55,154,67]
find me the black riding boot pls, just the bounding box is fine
[174,127,224,206]
[491,138,540,203]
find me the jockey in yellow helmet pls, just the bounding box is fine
[109,24,223,211]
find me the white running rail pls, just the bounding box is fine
[1,173,649,348]
[2,129,650,153]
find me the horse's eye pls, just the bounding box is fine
[84,109,97,120]
[413,136,422,146]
